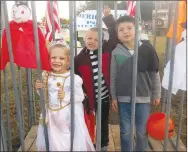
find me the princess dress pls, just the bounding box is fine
[36,71,95,151]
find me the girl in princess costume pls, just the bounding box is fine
[35,40,95,151]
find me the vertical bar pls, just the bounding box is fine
[73,1,77,55]
[96,1,99,26]
[69,1,75,151]
[176,91,185,151]
[30,69,35,122]
[153,1,157,48]
[50,0,55,40]
[96,1,103,151]
[113,1,118,126]
[164,1,179,151]
[31,70,37,124]
[31,1,49,151]
[164,1,173,64]
[2,1,25,150]
[130,1,140,151]
[3,69,13,151]
[28,69,34,125]
[25,69,31,129]
[114,1,117,19]
[161,1,173,113]
[17,66,25,135]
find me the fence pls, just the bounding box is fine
[1,1,186,151]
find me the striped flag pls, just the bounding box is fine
[45,1,61,41]
[126,1,136,17]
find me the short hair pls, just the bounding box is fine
[115,15,135,32]
[86,27,104,40]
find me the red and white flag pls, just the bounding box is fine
[45,0,61,41]
[126,1,136,17]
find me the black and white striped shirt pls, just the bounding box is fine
[89,51,109,100]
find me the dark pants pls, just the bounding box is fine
[95,97,110,147]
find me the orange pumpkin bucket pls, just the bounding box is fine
[146,112,175,140]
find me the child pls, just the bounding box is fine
[110,16,161,151]
[35,40,95,151]
[74,6,117,151]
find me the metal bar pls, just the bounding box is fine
[130,1,140,151]
[49,0,55,40]
[28,69,34,126]
[31,70,37,124]
[96,1,99,26]
[69,1,75,151]
[31,1,49,151]
[153,1,157,48]
[176,91,185,151]
[161,1,173,112]
[25,69,31,129]
[30,69,35,123]
[114,1,117,19]
[164,1,179,151]
[2,1,25,150]
[74,1,78,55]
[3,69,12,151]
[17,66,25,135]
[96,1,103,151]
[165,1,173,64]
[113,0,118,126]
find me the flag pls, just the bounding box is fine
[126,1,136,17]
[45,1,61,42]
[167,1,186,43]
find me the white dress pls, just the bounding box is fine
[162,29,187,94]
[36,71,95,151]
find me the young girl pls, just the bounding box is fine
[35,40,95,151]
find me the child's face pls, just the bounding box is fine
[117,22,135,44]
[50,47,69,73]
[85,30,99,51]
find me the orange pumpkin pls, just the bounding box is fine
[146,112,175,140]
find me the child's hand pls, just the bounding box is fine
[103,5,111,17]
[35,79,44,90]
[152,98,160,106]
[112,100,118,112]
[58,88,65,100]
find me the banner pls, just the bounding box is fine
[77,10,127,30]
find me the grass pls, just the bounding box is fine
[1,36,187,151]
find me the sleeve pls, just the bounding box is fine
[110,52,118,100]
[103,14,118,52]
[63,75,85,103]
[149,71,161,100]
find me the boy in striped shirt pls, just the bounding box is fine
[74,6,117,151]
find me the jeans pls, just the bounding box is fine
[118,102,151,151]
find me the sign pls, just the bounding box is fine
[77,10,127,30]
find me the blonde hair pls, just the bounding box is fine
[48,43,70,57]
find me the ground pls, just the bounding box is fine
[1,36,187,151]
